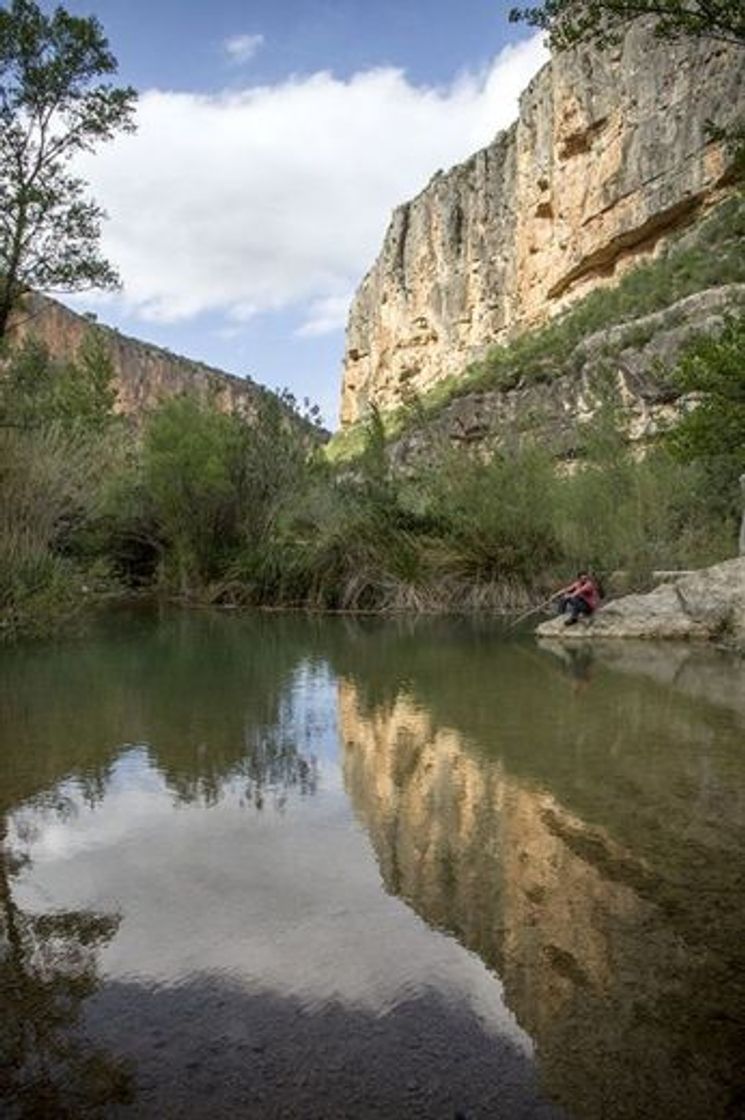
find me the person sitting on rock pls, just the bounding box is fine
[554,571,601,626]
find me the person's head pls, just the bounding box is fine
[577,570,589,581]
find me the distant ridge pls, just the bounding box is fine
[9,292,325,436]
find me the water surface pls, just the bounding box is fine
[1,610,744,1119]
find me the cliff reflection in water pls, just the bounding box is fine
[339,637,745,1120]
[2,612,745,1119]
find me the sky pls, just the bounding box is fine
[50,1,549,427]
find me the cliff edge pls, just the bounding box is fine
[341,22,745,426]
[9,292,271,424]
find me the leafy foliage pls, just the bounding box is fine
[666,313,745,515]
[0,330,117,431]
[509,0,745,51]
[0,332,121,638]
[0,0,136,337]
[1,265,742,636]
[132,393,313,594]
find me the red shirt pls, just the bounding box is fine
[569,578,600,611]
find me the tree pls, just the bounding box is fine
[666,313,745,506]
[509,0,745,51]
[0,815,133,1114]
[0,0,136,341]
[0,329,117,430]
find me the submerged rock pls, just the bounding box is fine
[536,557,745,651]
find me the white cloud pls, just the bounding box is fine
[224,33,265,64]
[297,293,354,337]
[77,35,548,330]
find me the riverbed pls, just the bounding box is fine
[1,609,744,1119]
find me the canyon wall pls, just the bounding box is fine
[341,23,745,426]
[9,293,268,423]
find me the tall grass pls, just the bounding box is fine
[0,425,117,638]
[0,334,122,639]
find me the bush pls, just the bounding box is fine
[0,330,117,432]
[665,312,745,520]
[0,425,116,638]
[419,447,560,583]
[135,392,315,596]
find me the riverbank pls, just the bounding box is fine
[537,556,745,653]
[2,274,743,644]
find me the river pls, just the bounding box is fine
[1,608,744,1119]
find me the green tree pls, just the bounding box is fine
[509,0,745,51]
[0,329,117,431]
[139,393,315,595]
[0,816,133,1115]
[141,396,244,591]
[0,0,136,340]
[665,313,745,515]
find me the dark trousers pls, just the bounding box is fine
[557,595,592,622]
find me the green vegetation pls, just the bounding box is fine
[0,337,122,639]
[0,0,137,339]
[2,315,741,639]
[666,313,745,519]
[2,205,743,638]
[509,0,745,53]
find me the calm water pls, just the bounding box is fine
[1,610,744,1120]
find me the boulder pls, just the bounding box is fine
[536,557,745,651]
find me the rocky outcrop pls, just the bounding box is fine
[341,24,745,426]
[537,557,745,649]
[9,293,272,424]
[389,283,745,467]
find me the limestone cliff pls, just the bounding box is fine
[9,292,271,423]
[341,23,745,426]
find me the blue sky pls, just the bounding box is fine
[53,1,548,426]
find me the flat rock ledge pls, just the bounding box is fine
[536,557,745,652]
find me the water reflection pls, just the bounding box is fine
[0,611,744,1118]
[0,612,558,1118]
[0,814,132,1117]
[339,633,745,1120]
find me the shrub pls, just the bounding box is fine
[0,425,115,637]
[137,392,314,596]
[665,312,745,520]
[0,330,117,432]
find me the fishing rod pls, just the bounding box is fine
[507,593,559,630]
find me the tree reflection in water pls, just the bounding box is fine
[0,618,327,1116]
[4,611,744,1119]
[0,814,133,1118]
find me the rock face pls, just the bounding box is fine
[537,557,745,650]
[9,293,271,423]
[341,23,745,426]
[390,284,745,468]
